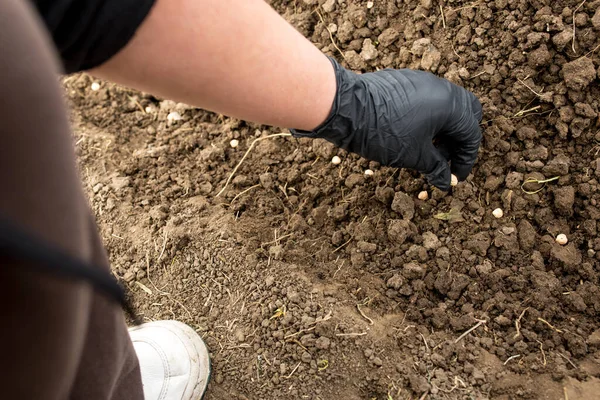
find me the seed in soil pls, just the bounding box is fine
[556,234,568,245]
[167,111,182,122]
[230,139,239,148]
[417,191,428,200]
[492,208,503,219]
[364,169,374,176]
[331,156,341,165]
[91,82,100,91]
[450,174,458,186]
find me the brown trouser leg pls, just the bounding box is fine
[0,1,143,399]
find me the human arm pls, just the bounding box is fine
[34,0,482,189]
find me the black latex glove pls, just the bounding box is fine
[291,58,482,191]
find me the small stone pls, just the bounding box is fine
[111,176,131,191]
[287,288,301,303]
[391,191,415,220]
[315,337,331,350]
[364,169,374,176]
[551,242,582,266]
[331,230,344,246]
[472,369,485,380]
[160,100,177,110]
[387,219,416,245]
[403,262,425,279]
[91,82,101,91]
[269,245,283,260]
[553,186,575,216]
[234,329,245,343]
[387,274,403,290]
[476,260,493,275]
[411,38,431,56]
[265,276,275,287]
[378,28,400,47]
[417,191,429,200]
[553,30,572,50]
[357,241,377,253]
[408,373,430,394]
[345,173,365,189]
[562,57,597,91]
[518,220,537,250]
[464,232,491,256]
[301,351,312,363]
[587,329,600,346]
[344,50,367,70]
[375,186,395,205]
[505,171,523,189]
[349,8,368,28]
[456,25,472,45]
[543,155,570,176]
[575,102,597,118]
[331,156,341,165]
[230,139,239,148]
[421,45,441,72]
[593,8,600,29]
[367,1,374,8]
[360,39,379,61]
[501,226,515,235]
[259,173,274,190]
[322,0,336,12]
[372,357,383,366]
[422,232,441,250]
[123,271,135,283]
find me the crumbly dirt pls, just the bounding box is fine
[66,0,600,398]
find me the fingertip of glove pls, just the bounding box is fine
[450,163,473,181]
[426,166,451,192]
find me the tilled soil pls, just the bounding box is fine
[67,0,600,398]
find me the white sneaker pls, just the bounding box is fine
[129,320,211,400]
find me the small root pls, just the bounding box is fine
[514,307,529,339]
[521,176,559,194]
[455,319,487,343]
[336,332,368,337]
[216,133,291,197]
[357,304,374,325]
[229,184,261,205]
[504,354,521,365]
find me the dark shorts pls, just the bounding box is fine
[32,0,156,73]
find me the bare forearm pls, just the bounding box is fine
[92,0,336,131]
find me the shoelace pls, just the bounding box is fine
[0,215,140,324]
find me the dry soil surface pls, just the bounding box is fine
[66,0,600,399]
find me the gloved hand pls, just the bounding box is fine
[291,58,482,191]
